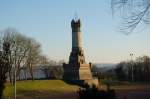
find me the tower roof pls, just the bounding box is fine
[71,19,81,29]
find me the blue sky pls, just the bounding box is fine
[0,0,150,63]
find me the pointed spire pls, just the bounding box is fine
[74,12,79,22]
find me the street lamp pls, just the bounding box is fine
[14,65,16,99]
[130,53,134,82]
[12,64,16,99]
[12,41,16,99]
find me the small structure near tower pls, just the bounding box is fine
[63,18,93,81]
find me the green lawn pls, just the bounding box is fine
[4,80,79,99]
[4,80,150,99]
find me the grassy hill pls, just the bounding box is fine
[4,80,79,99]
[4,80,150,99]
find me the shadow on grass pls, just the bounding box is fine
[62,79,86,87]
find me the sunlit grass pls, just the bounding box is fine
[4,79,150,98]
[4,80,79,98]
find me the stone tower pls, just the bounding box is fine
[63,19,92,80]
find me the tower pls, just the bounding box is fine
[69,19,85,64]
[63,18,92,80]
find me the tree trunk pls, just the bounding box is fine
[0,80,5,99]
[8,71,12,83]
[24,69,27,80]
[11,67,16,85]
[17,69,21,81]
[29,65,34,80]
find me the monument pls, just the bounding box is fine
[63,18,93,81]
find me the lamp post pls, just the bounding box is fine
[130,53,134,82]
[14,65,16,99]
[12,41,16,99]
[12,64,16,99]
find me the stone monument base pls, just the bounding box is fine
[84,79,99,87]
[63,63,99,87]
[63,63,92,80]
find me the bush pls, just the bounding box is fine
[77,84,116,99]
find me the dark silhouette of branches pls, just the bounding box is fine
[111,0,150,34]
[0,38,11,99]
[2,28,43,81]
[115,55,150,81]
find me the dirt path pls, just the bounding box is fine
[115,89,150,99]
[47,92,77,99]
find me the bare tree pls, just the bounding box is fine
[2,29,16,83]
[111,0,150,34]
[39,55,49,65]
[0,33,11,99]
[49,66,63,79]
[2,28,43,81]
[38,55,50,79]
[26,39,41,80]
[2,29,30,83]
